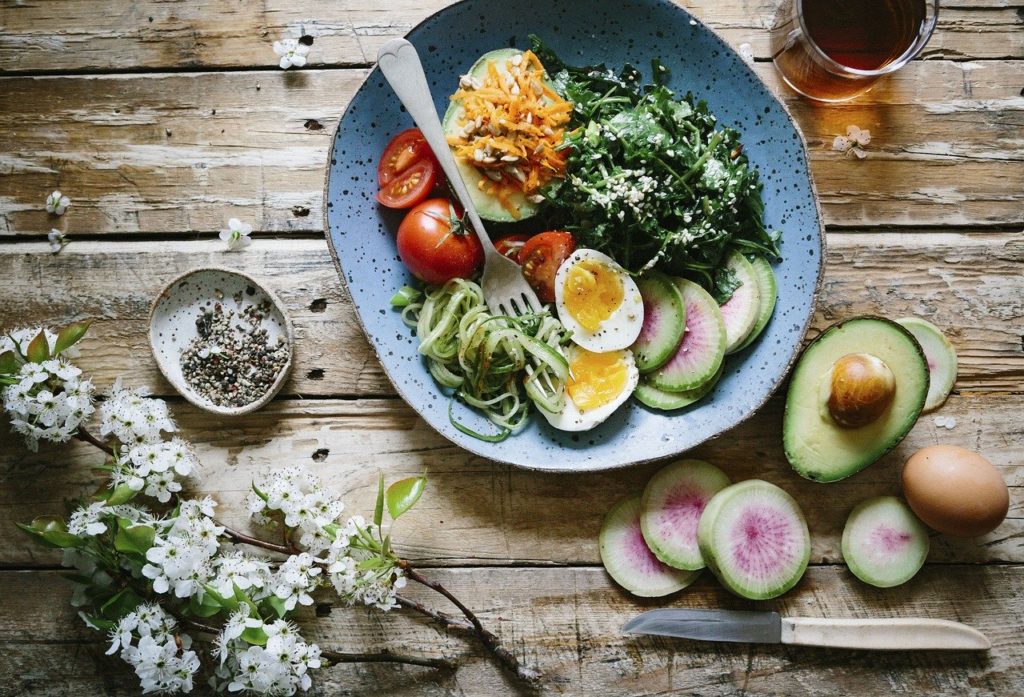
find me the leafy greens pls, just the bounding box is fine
[532,37,781,301]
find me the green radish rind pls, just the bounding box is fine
[648,279,727,392]
[640,460,731,570]
[634,365,722,411]
[442,49,548,222]
[599,494,701,597]
[697,480,810,600]
[734,257,778,352]
[719,251,761,355]
[841,495,930,589]
[631,271,687,373]
[895,317,958,413]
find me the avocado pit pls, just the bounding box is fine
[826,353,896,428]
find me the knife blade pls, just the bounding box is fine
[622,609,991,651]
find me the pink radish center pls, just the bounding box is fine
[870,524,912,554]
[638,298,659,342]
[656,486,706,544]
[626,523,671,574]
[728,507,796,580]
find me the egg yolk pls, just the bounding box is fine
[563,259,624,331]
[567,349,629,411]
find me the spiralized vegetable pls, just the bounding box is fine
[397,279,569,441]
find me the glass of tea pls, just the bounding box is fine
[770,0,939,102]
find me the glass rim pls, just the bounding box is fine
[795,0,940,78]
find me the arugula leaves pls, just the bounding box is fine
[532,37,780,301]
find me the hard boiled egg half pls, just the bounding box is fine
[540,345,639,431]
[554,249,644,352]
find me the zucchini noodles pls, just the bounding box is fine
[394,279,570,441]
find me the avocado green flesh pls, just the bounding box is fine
[442,48,542,223]
[784,317,929,483]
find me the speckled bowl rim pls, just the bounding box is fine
[147,266,295,416]
[322,0,826,472]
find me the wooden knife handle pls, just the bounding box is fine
[781,617,991,651]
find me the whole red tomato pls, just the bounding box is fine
[397,199,483,285]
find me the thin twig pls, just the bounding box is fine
[320,649,453,669]
[218,522,294,555]
[401,563,540,686]
[398,595,473,632]
[75,426,114,456]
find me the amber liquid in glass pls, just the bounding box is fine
[772,0,927,101]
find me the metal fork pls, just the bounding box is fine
[377,39,543,318]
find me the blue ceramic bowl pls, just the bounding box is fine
[325,0,824,471]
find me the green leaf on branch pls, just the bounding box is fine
[233,584,259,615]
[189,592,224,618]
[0,350,18,375]
[373,472,385,528]
[386,475,426,520]
[264,595,288,619]
[202,584,239,613]
[17,516,85,548]
[103,483,139,506]
[79,612,116,632]
[251,481,269,502]
[53,320,92,356]
[99,588,144,621]
[241,625,269,646]
[26,330,50,363]
[113,520,156,556]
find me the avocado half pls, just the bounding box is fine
[783,316,929,482]
[442,48,550,223]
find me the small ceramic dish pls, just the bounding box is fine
[148,267,294,415]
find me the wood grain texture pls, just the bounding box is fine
[1,62,1022,235]
[0,233,1019,398]
[1,566,1022,696]
[2,391,1020,567]
[0,0,1019,73]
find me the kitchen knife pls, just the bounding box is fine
[622,609,990,651]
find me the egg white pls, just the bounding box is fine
[554,249,644,353]
[539,346,639,432]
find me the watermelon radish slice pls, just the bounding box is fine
[647,279,726,392]
[895,317,957,412]
[719,251,761,354]
[634,365,722,411]
[697,480,810,600]
[734,257,778,352]
[599,494,701,597]
[640,460,731,570]
[631,271,686,373]
[841,495,929,588]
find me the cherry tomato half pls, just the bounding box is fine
[377,158,437,209]
[397,199,484,285]
[520,231,575,303]
[378,129,432,186]
[494,234,531,263]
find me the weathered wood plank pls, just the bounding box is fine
[2,391,1020,567]
[1,566,1022,696]
[0,0,1019,74]
[0,233,1019,399]
[1,62,1022,234]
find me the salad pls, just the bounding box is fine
[376,41,781,442]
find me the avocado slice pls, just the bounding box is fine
[442,48,552,222]
[784,316,929,483]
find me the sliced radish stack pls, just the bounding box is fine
[599,494,700,597]
[697,480,810,600]
[631,271,686,373]
[647,278,726,392]
[718,250,761,354]
[841,495,930,588]
[640,460,731,570]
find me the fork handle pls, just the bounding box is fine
[377,39,497,256]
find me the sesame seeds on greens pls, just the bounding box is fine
[180,291,289,408]
[530,37,781,303]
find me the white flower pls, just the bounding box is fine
[99,379,176,446]
[142,500,224,597]
[272,38,310,70]
[321,517,403,611]
[0,327,61,359]
[272,552,322,611]
[68,501,112,537]
[2,358,95,451]
[45,190,71,215]
[113,437,199,503]
[48,228,68,254]
[219,217,253,251]
[121,634,200,694]
[213,618,321,695]
[247,466,345,550]
[209,551,273,600]
[832,125,871,159]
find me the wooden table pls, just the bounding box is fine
[0,1,1021,694]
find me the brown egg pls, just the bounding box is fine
[901,445,1009,538]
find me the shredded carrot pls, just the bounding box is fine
[446,50,572,218]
